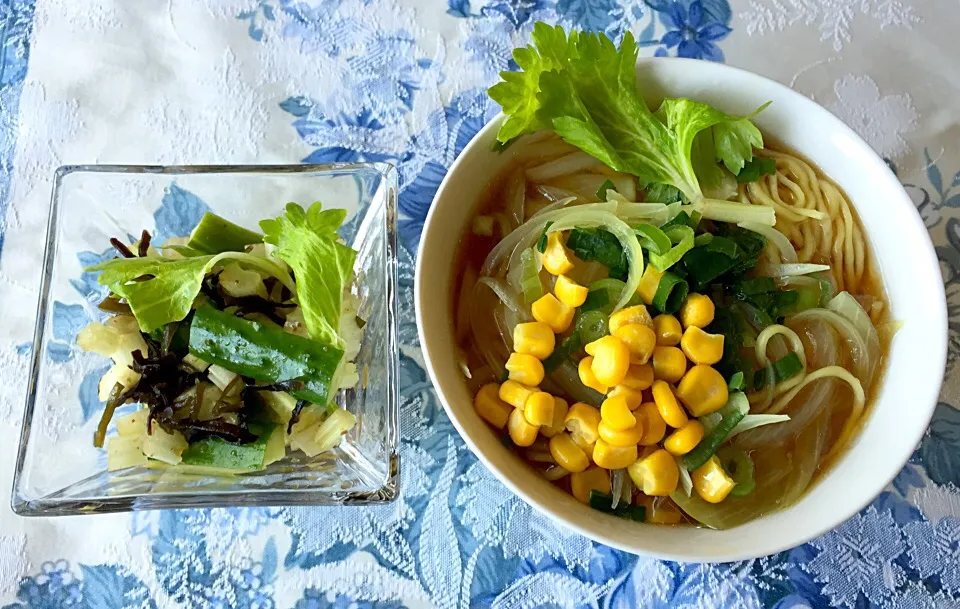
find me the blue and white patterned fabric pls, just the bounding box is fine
[1,1,959,607]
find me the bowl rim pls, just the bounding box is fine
[13,162,403,516]
[415,57,948,561]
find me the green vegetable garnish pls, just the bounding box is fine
[188,304,343,405]
[87,250,294,334]
[518,248,544,304]
[633,223,671,255]
[575,309,609,344]
[588,490,646,521]
[596,179,616,201]
[649,225,694,271]
[565,228,628,280]
[645,183,683,203]
[683,393,749,470]
[261,202,357,348]
[736,157,777,183]
[727,371,745,392]
[180,427,275,472]
[187,212,263,254]
[652,271,688,314]
[536,221,554,253]
[543,333,583,374]
[488,23,769,204]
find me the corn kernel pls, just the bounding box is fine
[613,323,657,364]
[676,365,729,416]
[564,402,601,444]
[637,265,664,305]
[651,380,688,428]
[663,420,705,456]
[513,322,556,360]
[523,391,556,426]
[543,232,575,275]
[608,304,654,333]
[587,336,631,387]
[508,408,540,447]
[680,293,715,329]
[473,383,513,430]
[598,419,645,447]
[620,363,654,390]
[572,436,596,461]
[499,379,538,409]
[608,384,643,410]
[652,346,686,383]
[653,314,683,346]
[600,395,636,431]
[570,466,611,503]
[635,402,667,445]
[531,293,575,333]
[592,438,638,469]
[627,448,679,496]
[692,455,736,503]
[505,352,545,386]
[555,275,588,307]
[541,397,569,438]
[680,326,724,365]
[549,432,590,473]
[578,356,609,393]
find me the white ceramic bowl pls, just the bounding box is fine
[415,58,947,562]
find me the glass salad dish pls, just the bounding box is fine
[12,163,399,516]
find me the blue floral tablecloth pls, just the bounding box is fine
[1,0,959,607]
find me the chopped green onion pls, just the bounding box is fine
[543,333,582,374]
[565,229,628,281]
[576,310,609,344]
[705,236,738,258]
[652,272,689,314]
[717,446,756,497]
[536,221,554,253]
[772,352,803,382]
[596,179,617,200]
[727,371,745,392]
[693,233,714,248]
[634,223,672,255]
[793,285,821,313]
[588,490,646,521]
[682,393,749,470]
[649,226,694,271]
[580,289,609,312]
[736,157,777,183]
[519,248,543,304]
[499,369,509,383]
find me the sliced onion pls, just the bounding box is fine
[476,277,529,320]
[525,151,606,182]
[726,414,790,440]
[530,196,577,219]
[546,210,644,312]
[537,185,579,202]
[504,169,526,229]
[827,292,881,371]
[677,459,693,496]
[766,263,831,277]
[481,202,618,276]
[789,308,872,385]
[611,469,624,510]
[738,221,799,263]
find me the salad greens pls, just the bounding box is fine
[88,252,294,334]
[261,203,357,348]
[489,22,769,204]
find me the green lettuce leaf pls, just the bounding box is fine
[488,25,768,204]
[260,202,357,348]
[488,22,578,144]
[713,103,768,174]
[88,252,294,333]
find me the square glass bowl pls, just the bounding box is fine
[12,163,400,515]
